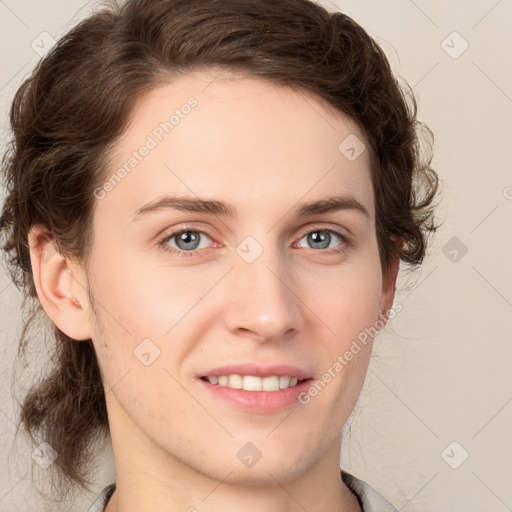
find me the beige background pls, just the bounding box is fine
[1,0,511,510]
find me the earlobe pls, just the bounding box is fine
[28,224,93,341]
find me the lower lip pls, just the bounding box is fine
[197,378,314,413]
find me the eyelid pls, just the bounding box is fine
[296,223,351,242]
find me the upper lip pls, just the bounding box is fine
[199,363,313,380]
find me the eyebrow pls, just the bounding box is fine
[132,194,371,222]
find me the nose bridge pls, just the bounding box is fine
[225,235,303,340]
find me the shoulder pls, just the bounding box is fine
[341,469,398,512]
[87,482,116,512]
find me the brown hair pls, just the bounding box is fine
[0,0,439,500]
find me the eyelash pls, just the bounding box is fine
[158,224,351,258]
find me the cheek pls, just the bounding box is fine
[298,249,383,345]
[87,250,232,395]
[90,245,227,337]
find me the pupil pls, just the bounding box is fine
[309,231,330,249]
[178,231,199,250]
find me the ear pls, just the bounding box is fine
[379,236,403,324]
[28,224,93,341]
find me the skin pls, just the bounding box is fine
[29,70,399,512]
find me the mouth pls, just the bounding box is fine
[196,367,314,413]
[199,374,309,392]
[195,363,314,413]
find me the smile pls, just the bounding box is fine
[201,375,306,391]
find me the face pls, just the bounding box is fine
[81,71,395,484]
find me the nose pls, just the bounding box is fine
[222,245,305,343]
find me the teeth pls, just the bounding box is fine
[243,375,262,391]
[262,376,280,391]
[227,374,243,389]
[279,376,290,389]
[206,375,303,391]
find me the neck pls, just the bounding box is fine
[106,471,361,512]
[105,433,361,512]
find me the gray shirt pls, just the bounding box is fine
[88,470,398,512]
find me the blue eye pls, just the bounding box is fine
[296,229,346,251]
[158,224,350,258]
[161,228,212,255]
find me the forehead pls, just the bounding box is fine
[98,71,374,222]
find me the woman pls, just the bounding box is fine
[1,0,439,510]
